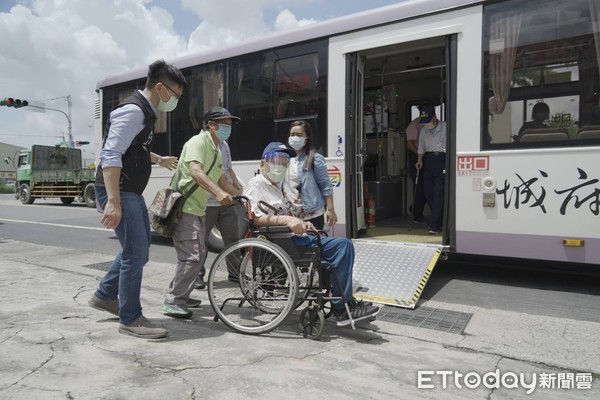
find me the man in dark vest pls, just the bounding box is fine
[88,59,187,339]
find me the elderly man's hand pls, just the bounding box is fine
[286,217,307,235]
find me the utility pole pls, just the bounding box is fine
[28,95,73,147]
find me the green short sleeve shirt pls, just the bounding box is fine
[173,130,222,217]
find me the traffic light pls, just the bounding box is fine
[0,98,29,108]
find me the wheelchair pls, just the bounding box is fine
[207,197,376,340]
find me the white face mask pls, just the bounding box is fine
[265,163,287,184]
[157,94,178,112]
[288,136,306,151]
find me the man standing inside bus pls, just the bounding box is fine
[405,101,429,224]
[415,105,446,235]
[161,107,238,319]
[89,60,187,339]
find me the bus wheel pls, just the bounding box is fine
[83,183,96,208]
[61,197,75,205]
[207,227,225,253]
[19,183,34,204]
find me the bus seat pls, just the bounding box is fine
[519,128,569,143]
[576,125,600,141]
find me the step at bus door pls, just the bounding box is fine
[351,239,444,308]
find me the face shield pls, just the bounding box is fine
[262,151,290,183]
[263,151,290,167]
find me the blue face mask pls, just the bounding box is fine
[215,124,232,142]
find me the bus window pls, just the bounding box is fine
[483,0,600,148]
[275,53,319,119]
[165,63,224,157]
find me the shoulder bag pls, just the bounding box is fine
[150,151,218,238]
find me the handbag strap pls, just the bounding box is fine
[174,149,219,199]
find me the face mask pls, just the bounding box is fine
[288,136,306,151]
[215,124,232,142]
[157,91,178,112]
[265,163,287,184]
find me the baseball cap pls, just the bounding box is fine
[203,106,240,124]
[262,142,296,159]
[419,105,436,124]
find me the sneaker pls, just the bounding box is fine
[118,316,167,339]
[88,294,119,316]
[194,277,206,290]
[334,303,380,322]
[161,302,193,319]
[428,228,440,234]
[351,298,373,308]
[183,298,202,308]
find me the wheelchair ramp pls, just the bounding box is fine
[351,239,443,308]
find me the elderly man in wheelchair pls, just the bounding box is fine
[206,142,379,339]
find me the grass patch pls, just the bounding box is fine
[0,184,16,194]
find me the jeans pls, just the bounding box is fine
[291,235,354,312]
[198,204,245,278]
[94,186,151,325]
[423,153,446,230]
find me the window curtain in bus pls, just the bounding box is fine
[488,13,521,114]
[591,0,600,80]
[204,69,224,112]
[236,63,244,89]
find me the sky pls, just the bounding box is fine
[0,0,402,156]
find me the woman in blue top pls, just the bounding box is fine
[283,120,337,230]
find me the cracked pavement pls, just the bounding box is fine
[0,239,598,400]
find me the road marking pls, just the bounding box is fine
[0,218,112,232]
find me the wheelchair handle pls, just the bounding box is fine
[257,200,280,215]
[232,195,249,203]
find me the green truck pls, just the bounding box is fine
[15,145,96,207]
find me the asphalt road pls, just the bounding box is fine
[1,193,599,324]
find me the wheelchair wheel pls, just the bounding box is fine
[207,238,299,335]
[299,306,325,340]
[321,300,333,319]
[294,264,317,309]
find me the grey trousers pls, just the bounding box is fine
[198,204,244,278]
[165,212,206,304]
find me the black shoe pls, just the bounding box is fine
[351,298,373,308]
[194,277,206,290]
[413,215,427,224]
[334,304,380,322]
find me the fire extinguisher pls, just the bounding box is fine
[367,196,376,228]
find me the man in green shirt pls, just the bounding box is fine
[162,107,240,318]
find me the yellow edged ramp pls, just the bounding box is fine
[351,239,443,308]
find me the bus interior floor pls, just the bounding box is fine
[360,215,442,244]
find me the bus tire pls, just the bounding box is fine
[83,183,96,208]
[19,183,34,204]
[207,227,225,253]
[207,212,250,253]
[61,197,75,205]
